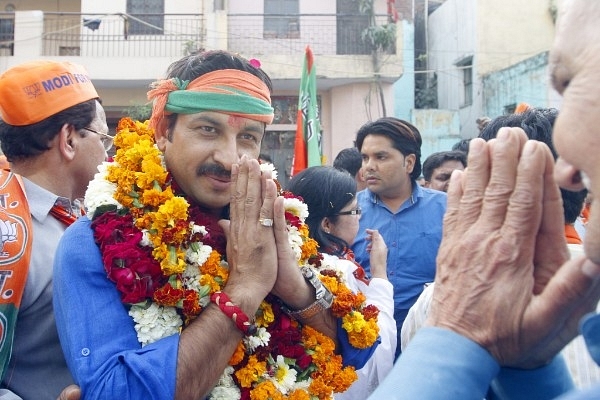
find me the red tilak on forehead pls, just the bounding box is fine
[228,115,243,129]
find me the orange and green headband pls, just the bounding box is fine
[148,69,274,131]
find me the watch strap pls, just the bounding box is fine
[283,266,334,320]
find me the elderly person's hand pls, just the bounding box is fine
[57,385,80,400]
[426,128,600,369]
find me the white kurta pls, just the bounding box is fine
[319,253,397,400]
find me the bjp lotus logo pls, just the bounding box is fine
[0,218,17,257]
[0,212,28,264]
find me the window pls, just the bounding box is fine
[0,17,14,55]
[126,0,164,35]
[264,0,299,39]
[455,56,473,107]
[463,64,473,106]
[336,0,370,55]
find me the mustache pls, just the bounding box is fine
[197,163,231,179]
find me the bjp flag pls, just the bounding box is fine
[292,46,322,176]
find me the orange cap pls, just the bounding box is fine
[514,102,532,114]
[0,60,99,126]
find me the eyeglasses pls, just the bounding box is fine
[82,127,114,151]
[334,208,361,216]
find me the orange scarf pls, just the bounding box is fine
[148,69,274,134]
[0,171,33,380]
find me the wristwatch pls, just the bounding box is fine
[282,266,334,320]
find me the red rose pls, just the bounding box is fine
[92,212,140,249]
[296,352,313,370]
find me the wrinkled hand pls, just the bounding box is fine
[366,229,388,279]
[57,385,80,400]
[219,155,278,306]
[427,128,600,368]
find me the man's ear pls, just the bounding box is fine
[404,153,416,174]
[57,124,77,161]
[423,181,431,188]
[155,126,169,152]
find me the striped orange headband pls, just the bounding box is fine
[148,69,274,132]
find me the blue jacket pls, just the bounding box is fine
[369,323,600,399]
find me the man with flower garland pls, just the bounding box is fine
[53,50,380,399]
[0,61,108,400]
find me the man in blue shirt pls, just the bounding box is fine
[351,117,447,358]
[369,0,600,398]
[52,50,377,400]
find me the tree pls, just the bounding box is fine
[358,0,397,116]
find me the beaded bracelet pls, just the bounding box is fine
[210,291,257,336]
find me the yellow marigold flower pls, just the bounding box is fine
[331,366,357,392]
[342,311,367,333]
[353,292,367,307]
[153,244,186,275]
[200,250,223,275]
[235,355,266,388]
[298,224,309,236]
[108,166,136,189]
[302,325,336,356]
[141,188,166,208]
[154,197,189,229]
[301,236,319,260]
[142,186,176,209]
[343,312,380,348]
[256,301,275,327]
[137,158,168,189]
[319,276,339,295]
[115,126,148,149]
[134,213,153,231]
[308,376,333,399]
[199,274,221,292]
[229,341,246,366]
[159,255,186,276]
[152,242,169,261]
[288,389,311,400]
[250,381,284,400]
[331,291,356,316]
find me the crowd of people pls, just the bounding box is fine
[1,0,600,398]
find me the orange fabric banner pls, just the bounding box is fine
[293,109,308,173]
[0,170,33,380]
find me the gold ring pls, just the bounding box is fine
[259,218,274,227]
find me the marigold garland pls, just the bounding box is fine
[85,117,380,399]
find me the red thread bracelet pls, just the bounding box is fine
[210,291,257,336]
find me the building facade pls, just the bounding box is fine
[0,0,404,186]
[415,0,562,145]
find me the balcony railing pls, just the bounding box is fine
[228,13,394,56]
[42,13,204,57]
[4,12,394,58]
